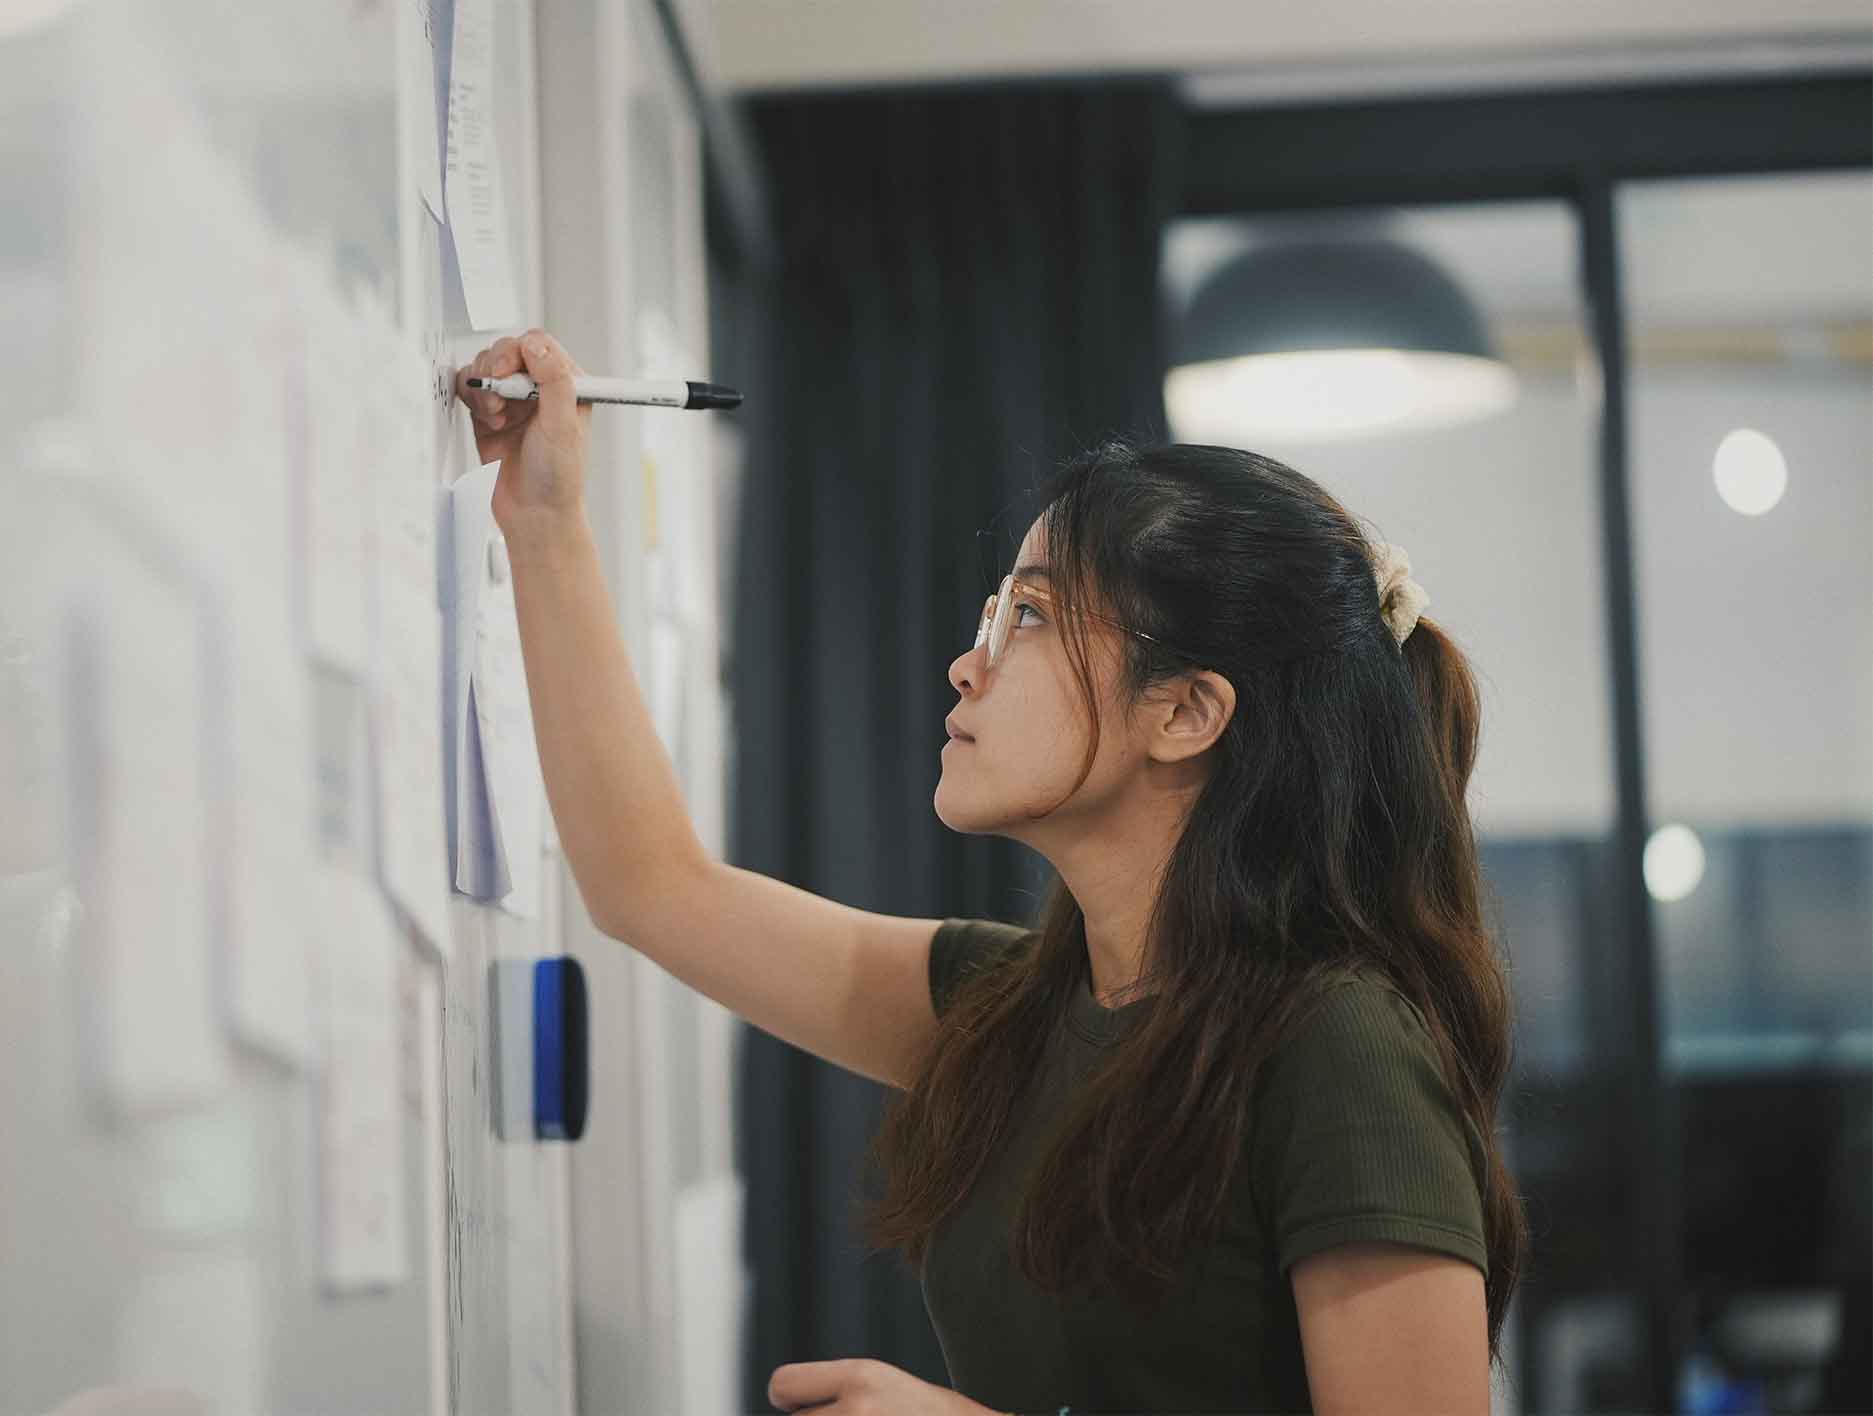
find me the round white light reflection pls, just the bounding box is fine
[1164,349,1517,446]
[1643,823,1707,904]
[1712,428,1787,516]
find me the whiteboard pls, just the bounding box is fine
[3,0,742,1409]
[0,0,574,1410]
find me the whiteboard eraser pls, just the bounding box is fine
[488,956,588,1142]
[532,956,587,1141]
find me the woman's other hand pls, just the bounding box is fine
[768,1357,1007,1415]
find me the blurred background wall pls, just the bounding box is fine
[701,10,1873,1416]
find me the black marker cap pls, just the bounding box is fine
[684,381,743,410]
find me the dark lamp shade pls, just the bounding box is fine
[1166,237,1518,445]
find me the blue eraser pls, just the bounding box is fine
[532,956,588,1141]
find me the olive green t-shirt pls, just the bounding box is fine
[921,918,1489,1416]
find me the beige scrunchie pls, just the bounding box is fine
[1372,541,1430,648]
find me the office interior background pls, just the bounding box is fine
[1,2,1868,1414]
[712,17,1873,1416]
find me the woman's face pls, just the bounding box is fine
[935,520,1148,844]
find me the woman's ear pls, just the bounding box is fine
[1149,670,1235,765]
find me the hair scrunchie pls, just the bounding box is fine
[1372,540,1430,648]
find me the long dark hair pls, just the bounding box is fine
[859,439,1529,1368]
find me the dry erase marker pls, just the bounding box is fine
[464,373,742,410]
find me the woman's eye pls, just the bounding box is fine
[1013,600,1044,627]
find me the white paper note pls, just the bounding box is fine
[648,547,687,763]
[398,0,446,220]
[316,865,409,1292]
[65,535,230,1116]
[444,460,504,899]
[367,324,453,955]
[472,528,544,918]
[214,602,319,1070]
[313,662,374,862]
[676,1173,750,1416]
[638,310,710,802]
[443,0,520,330]
[297,288,372,674]
[442,459,543,914]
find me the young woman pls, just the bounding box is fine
[459,329,1528,1416]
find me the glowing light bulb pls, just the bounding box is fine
[1643,823,1707,904]
[1165,349,1516,446]
[1712,428,1788,517]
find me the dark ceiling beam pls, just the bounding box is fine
[1180,74,1873,215]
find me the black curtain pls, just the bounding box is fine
[713,80,1182,1408]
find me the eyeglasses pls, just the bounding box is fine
[973,574,1188,674]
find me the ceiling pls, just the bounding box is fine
[1163,172,1873,335]
[699,0,1872,96]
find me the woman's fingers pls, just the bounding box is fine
[480,338,524,413]
[470,384,507,422]
[454,355,492,410]
[489,335,523,376]
[515,330,578,435]
[454,335,556,468]
[454,348,511,422]
[473,347,507,416]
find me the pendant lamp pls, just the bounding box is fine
[1165,237,1518,445]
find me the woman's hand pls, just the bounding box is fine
[453,328,591,535]
[768,1358,1005,1415]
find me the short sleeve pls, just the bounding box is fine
[928,918,1034,1020]
[1249,979,1489,1279]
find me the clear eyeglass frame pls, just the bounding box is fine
[973,573,1186,674]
